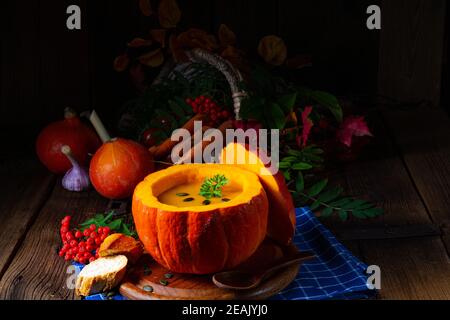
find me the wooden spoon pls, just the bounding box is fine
[212,251,315,290]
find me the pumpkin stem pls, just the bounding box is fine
[61,145,77,167]
[64,107,77,119]
[89,110,112,143]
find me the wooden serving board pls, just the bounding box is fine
[119,240,314,300]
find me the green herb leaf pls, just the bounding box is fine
[352,211,368,219]
[278,162,291,169]
[107,219,122,230]
[283,170,291,181]
[321,207,333,218]
[295,171,305,192]
[308,179,328,197]
[281,156,298,163]
[277,92,297,113]
[266,103,286,129]
[199,174,229,199]
[310,200,322,211]
[338,210,349,222]
[364,207,383,218]
[292,162,313,171]
[310,91,343,123]
[317,187,344,203]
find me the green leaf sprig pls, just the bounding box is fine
[199,174,229,199]
[291,178,383,221]
[78,212,136,237]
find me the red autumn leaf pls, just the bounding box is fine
[113,54,129,72]
[139,0,153,17]
[257,35,287,66]
[138,48,164,67]
[336,116,373,147]
[158,0,181,28]
[297,106,314,148]
[218,24,236,47]
[169,34,188,63]
[150,29,167,47]
[127,38,152,48]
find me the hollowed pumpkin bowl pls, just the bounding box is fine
[132,164,269,275]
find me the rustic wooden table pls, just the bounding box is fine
[1,107,449,300]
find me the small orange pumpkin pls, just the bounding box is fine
[90,138,154,199]
[132,164,269,274]
[220,142,296,246]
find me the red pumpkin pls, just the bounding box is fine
[90,138,154,199]
[36,108,101,174]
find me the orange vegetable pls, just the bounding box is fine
[220,142,296,245]
[132,164,269,274]
[90,138,154,199]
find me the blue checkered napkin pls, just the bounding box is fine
[273,207,375,300]
[77,207,375,300]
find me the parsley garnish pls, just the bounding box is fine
[199,174,229,199]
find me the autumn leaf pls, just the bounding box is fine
[177,28,218,51]
[127,38,152,48]
[218,24,236,47]
[158,0,181,28]
[113,54,129,72]
[139,48,164,67]
[221,45,245,68]
[296,106,314,148]
[257,35,287,66]
[169,34,188,63]
[336,116,373,147]
[286,111,298,126]
[139,0,153,16]
[150,29,167,47]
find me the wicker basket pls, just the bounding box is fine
[153,48,247,121]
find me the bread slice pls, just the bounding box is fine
[76,255,128,296]
[99,234,144,264]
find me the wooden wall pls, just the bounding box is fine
[378,0,447,107]
[1,0,447,155]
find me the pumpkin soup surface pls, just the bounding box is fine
[158,182,242,208]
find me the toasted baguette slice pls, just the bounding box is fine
[99,233,144,264]
[76,255,128,296]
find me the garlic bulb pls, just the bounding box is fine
[61,145,90,192]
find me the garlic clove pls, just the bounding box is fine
[61,145,91,192]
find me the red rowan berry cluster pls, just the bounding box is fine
[185,96,231,122]
[58,215,110,264]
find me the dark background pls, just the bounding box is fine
[0,0,448,156]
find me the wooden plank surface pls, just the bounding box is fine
[361,237,450,300]
[0,182,109,300]
[381,107,450,226]
[0,158,55,279]
[319,107,450,299]
[322,111,433,231]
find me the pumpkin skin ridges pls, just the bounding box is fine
[132,164,269,274]
[220,142,296,246]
